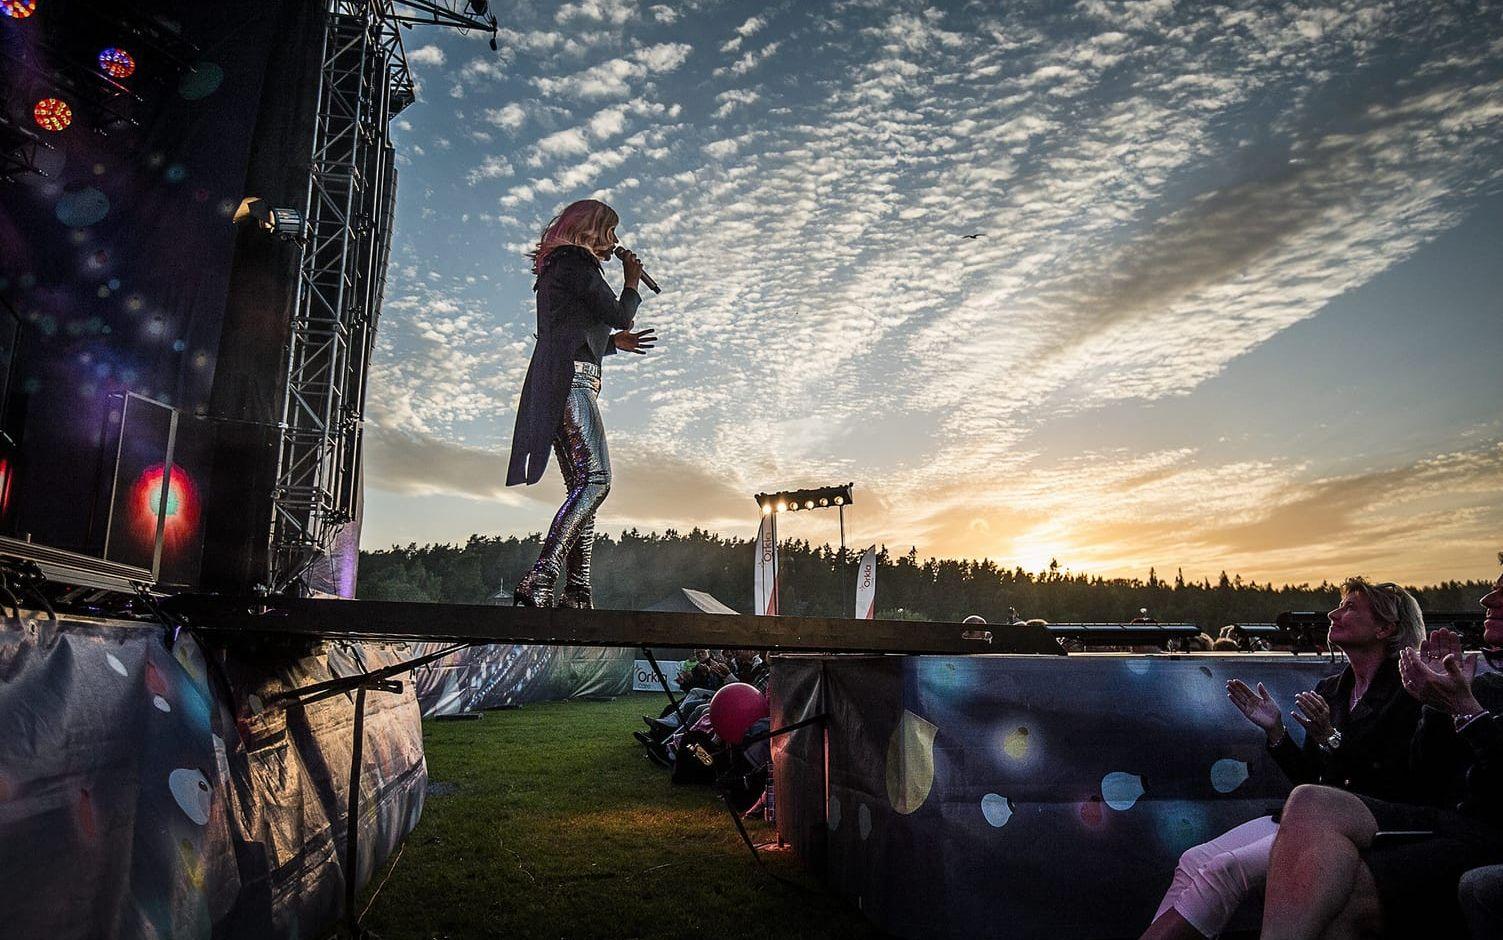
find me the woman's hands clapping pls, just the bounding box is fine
[1292,691,1335,744]
[1227,679,1286,743]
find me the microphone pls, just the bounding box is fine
[613,245,661,294]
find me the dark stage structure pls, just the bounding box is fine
[0,0,496,599]
[3,4,1495,940]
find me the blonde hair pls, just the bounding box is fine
[529,199,619,280]
[1340,576,1425,657]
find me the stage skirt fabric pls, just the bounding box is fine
[0,613,426,939]
[769,652,1336,939]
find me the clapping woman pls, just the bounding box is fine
[1141,577,1426,940]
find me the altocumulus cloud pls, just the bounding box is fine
[369,0,1503,582]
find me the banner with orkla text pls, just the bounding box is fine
[754,515,778,615]
[855,545,877,619]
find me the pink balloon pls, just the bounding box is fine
[708,682,768,745]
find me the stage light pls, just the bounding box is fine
[761,503,772,515]
[467,0,489,14]
[129,463,200,549]
[33,98,72,132]
[98,48,136,79]
[751,482,857,552]
[233,197,305,240]
[0,0,37,19]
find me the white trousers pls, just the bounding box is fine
[1153,814,1280,937]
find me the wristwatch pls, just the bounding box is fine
[1454,710,1489,732]
[1319,729,1343,753]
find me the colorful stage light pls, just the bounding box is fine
[129,463,200,550]
[98,48,136,79]
[33,98,72,132]
[0,0,37,19]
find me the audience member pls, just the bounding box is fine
[1259,571,1503,939]
[1142,577,1427,940]
[635,649,769,765]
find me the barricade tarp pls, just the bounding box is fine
[770,653,1337,938]
[0,613,426,939]
[410,643,633,716]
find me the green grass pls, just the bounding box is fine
[359,694,881,939]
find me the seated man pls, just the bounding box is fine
[1260,570,1503,939]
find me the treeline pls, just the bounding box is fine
[356,528,1496,628]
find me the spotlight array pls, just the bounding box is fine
[98,47,136,79]
[0,0,37,19]
[754,483,854,514]
[33,98,72,132]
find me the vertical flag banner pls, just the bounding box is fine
[754,515,779,615]
[855,545,877,619]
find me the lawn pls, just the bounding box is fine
[359,693,882,939]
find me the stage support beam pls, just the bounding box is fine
[159,595,1066,655]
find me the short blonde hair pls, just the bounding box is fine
[529,199,619,278]
[1341,576,1425,657]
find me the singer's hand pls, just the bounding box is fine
[611,328,656,355]
[616,248,644,289]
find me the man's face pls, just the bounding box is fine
[1482,573,1503,646]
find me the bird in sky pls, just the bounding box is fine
[961,233,985,239]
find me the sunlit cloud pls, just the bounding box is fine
[371,0,1503,584]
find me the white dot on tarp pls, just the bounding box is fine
[1211,758,1249,794]
[153,695,172,713]
[885,709,939,815]
[981,793,1013,828]
[169,769,212,825]
[106,653,127,676]
[858,803,872,840]
[828,794,842,830]
[1102,771,1145,811]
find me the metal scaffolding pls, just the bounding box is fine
[268,0,493,592]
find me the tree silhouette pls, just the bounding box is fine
[356,531,1496,628]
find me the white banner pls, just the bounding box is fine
[754,515,779,616]
[633,659,668,692]
[855,545,877,619]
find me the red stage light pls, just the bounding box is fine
[33,98,72,132]
[129,463,200,551]
[98,48,136,79]
[0,0,37,20]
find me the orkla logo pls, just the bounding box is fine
[860,563,874,588]
[760,528,775,562]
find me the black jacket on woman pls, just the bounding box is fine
[1267,657,1424,804]
[506,245,640,486]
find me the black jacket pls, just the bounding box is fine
[1408,670,1503,823]
[1267,657,1424,804]
[506,245,640,486]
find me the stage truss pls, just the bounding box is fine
[269,1,493,592]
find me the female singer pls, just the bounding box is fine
[506,198,655,607]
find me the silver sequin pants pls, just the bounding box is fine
[531,362,610,593]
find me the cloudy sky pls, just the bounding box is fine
[362,0,1503,586]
